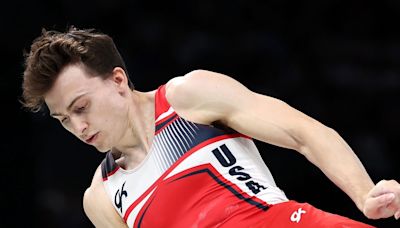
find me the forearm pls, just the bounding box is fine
[299,124,375,211]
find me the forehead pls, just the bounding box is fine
[44,64,103,112]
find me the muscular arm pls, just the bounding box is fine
[166,69,399,219]
[83,166,128,228]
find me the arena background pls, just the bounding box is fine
[2,0,399,227]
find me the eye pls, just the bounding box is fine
[77,106,85,111]
[61,117,69,124]
[75,104,87,113]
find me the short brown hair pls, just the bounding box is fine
[21,26,132,112]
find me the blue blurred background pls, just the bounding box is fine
[3,0,400,227]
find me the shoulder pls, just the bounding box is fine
[164,69,207,101]
[83,165,107,221]
[83,165,128,227]
[84,165,104,198]
[165,69,232,97]
[164,70,222,123]
[165,69,251,101]
[163,69,254,124]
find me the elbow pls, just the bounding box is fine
[296,122,337,158]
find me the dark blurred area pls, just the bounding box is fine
[2,0,400,227]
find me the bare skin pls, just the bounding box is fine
[44,66,400,227]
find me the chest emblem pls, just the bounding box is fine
[114,181,128,213]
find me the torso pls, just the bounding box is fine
[100,84,288,228]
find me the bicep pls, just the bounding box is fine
[227,92,321,151]
[167,69,322,152]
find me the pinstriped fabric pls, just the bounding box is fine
[152,116,226,172]
[101,114,233,178]
[152,117,198,172]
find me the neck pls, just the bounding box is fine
[112,89,156,169]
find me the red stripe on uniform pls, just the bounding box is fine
[154,85,170,120]
[133,163,269,228]
[123,133,250,222]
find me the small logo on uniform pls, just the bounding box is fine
[290,207,306,223]
[115,181,128,213]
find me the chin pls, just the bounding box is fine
[95,145,111,153]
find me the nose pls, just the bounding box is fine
[69,116,88,137]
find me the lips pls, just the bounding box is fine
[85,132,98,144]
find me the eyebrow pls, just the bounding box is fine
[50,93,87,117]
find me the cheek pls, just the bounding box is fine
[93,98,129,133]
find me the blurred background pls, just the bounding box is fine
[2,0,400,227]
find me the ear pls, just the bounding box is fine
[110,67,129,91]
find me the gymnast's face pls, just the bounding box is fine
[44,64,132,152]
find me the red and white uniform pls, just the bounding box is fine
[101,85,375,228]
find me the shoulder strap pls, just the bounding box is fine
[101,152,119,181]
